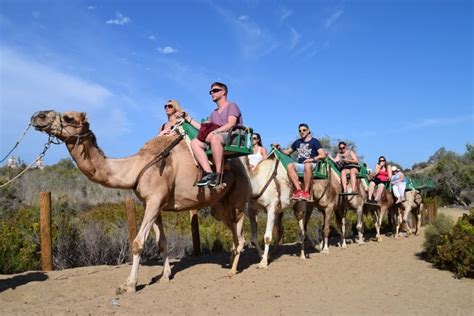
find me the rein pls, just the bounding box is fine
[253,157,280,200]
[134,134,185,189]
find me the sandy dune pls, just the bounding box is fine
[1,208,473,315]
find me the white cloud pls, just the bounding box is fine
[158,46,178,54]
[0,46,120,164]
[148,35,156,41]
[278,6,293,22]
[324,8,344,29]
[289,27,301,50]
[212,5,278,59]
[106,12,131,25]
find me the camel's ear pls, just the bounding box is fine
[80,112,88,123]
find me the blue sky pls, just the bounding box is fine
[0,0,472,170]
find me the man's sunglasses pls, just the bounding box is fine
[339,146,346,150]
[164,104,174,109]
[209,88,223,95]
[299,128,308,133]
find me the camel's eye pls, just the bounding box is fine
[63,115,75,123]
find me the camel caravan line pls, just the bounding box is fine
[30,110,432,294]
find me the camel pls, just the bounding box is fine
[392,189,424,238]
[335,178,368,248]
[31,110,250,294]
[242,154,340,269]
[363,189,395,242]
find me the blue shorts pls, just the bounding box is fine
[294,162,317,173]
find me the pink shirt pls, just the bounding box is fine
[209,102,243,126]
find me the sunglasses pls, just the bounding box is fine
[252,137,259,140]
[339,146,346,150]
[299,128,308,133]
[379,159,385,162]
[164,104,174,109]
[209,88,223,95]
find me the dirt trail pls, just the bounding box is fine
[1,208,473,315]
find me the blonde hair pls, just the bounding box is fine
[165,99,182,112]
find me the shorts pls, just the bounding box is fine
[371,178,388,186]
[294,162,317,174]
[340,163,360,171]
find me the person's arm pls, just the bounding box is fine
[179,111,203,129]
[260,146,268,159]
[348,150,359,164]
[374,164,381,175]
[212,116,238,134]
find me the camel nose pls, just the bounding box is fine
[30,110,54,128]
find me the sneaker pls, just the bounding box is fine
[291,189,303,200]
[196,173,217,187]
[208,173,220,188]
[301,191,310,201]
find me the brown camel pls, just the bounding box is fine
[391,189,424,238]
[364,189,395,242]
[31,110,250,293]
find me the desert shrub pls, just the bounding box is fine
[0,207,41,274]
[430,210,474,278]
[423,213,454,261]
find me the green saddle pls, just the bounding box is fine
[180,121,253,158]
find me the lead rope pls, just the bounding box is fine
[0,136,56,188]
[0,123,32,163]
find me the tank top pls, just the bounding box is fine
[376,167,389,182]
[248,147,264,168]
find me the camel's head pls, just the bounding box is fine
[31,110,90,141]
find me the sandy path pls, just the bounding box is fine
[1,208,473,315]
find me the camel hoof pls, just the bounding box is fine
[321,248,329,255]
[227,270,236,278]
[257,262,268,269]
[377,237,383,242]
[357,239,365,246]
[116,283,136,295]
[341,244,348,250]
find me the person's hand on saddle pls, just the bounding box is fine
[271,143,281,150]
[303,158,315,164]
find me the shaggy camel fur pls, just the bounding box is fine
[31,110,250,294]
[242,155,340,267]
[391,190,424,238]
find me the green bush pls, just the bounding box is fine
[423,213,454,261]
[432,210,474,278]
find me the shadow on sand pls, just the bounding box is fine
[0,272,49,293]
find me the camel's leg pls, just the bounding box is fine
[415,204,423,235]
[335,206,347,249]
[117,201,161,294]
[229,215,245,277]
[248,207,263,258]
[293,202,310,259]
[155,215,171,281]
[402,206,413,236]
[374,207,385,242]
[394,210,402,239]
[356,204,365,245]
[321,208,331,254]
[258,209,276,269]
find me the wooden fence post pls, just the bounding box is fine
[125,199,137,259]
[39,191,52,271]
[189,210,201,256]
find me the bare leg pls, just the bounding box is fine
[209,134,225,174]
[368,181,375,200]
[350,168,358,192]
[303,163,313,192]
[288,163,302,191]
[374,184,385,201]
[341,169,349,193]
[191,138,212,173]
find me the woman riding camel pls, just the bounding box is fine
[367,155,392,203]
[248,133,268,169]
[391,166,407,204]
[330,141,360,194]
[158,99,182,136]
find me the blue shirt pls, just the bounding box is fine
[291,137,322,163]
